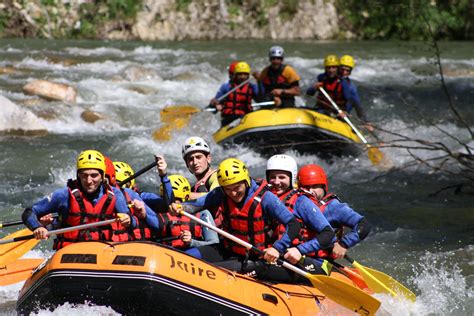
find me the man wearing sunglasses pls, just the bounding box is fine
[254,46,301,108]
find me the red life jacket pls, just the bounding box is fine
[192,169,216,193]
[111,189,153,242]
[54,180,116,250]
[222,83,254,116]
[157,213,203,249]
[222,182,269,256]
[272,190,317,256]
[317,77,346,110]
[262,65,290,91]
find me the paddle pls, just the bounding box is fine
[204,101,275,113]
[345,255,416,302]
[0,228,40,267]
[0,217,118,245]
[0,258,44,286]
[153,77,253,141]
[319,87,389,167]
[117,161,156,187]
[0,212,58,228]
[178,208,381,315]
[0,219,23,228]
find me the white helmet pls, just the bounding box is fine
[182,136,211,160]
[266,154,297,187]
[269,46,284,59]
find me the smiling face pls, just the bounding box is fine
[222,180,247,203]
[326,66,339,78]
[270,56,283,69]
[78,169,103,194]
[185,151,211,177]
[267,170,291,196]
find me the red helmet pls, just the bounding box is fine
[297,164,328,190]
[228,61,239,76]
[104,156,117,186]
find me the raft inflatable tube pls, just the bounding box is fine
[17,241,357,315]
[213,108,361,157]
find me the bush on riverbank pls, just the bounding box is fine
[336,0,472,40]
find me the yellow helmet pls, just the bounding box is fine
[234,62,251,74]
[340,55,355,69]
[161,174,191,201]
[76,150,106,174]
[217,158,250,187]
[113,161,135,188]
[324,54,340,67]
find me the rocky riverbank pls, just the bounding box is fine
[0,0,344,41]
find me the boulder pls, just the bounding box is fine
[81,110,104,123]
[23,79,77,103]
[0,95,48,136]
[0,67,19,75]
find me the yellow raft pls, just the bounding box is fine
[17,241,360,315]
[213,108,361,157]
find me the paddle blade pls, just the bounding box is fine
[308,274,381,315]
[0,258,43,286]
[160,105,200,123]
[152,124,173,142]
[352,260,416,302]
[0,229,40,267]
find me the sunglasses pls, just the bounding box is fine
[270,57,283,61]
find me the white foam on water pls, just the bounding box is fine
[31,302,121,316]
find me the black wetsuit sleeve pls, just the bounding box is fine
[286,217,302,242]
[316,226,336,250]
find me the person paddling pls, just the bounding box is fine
[106,157,161,241]
[265,155,335,277]
[169,158,301,279]
[297,164,371,259]
[210,61,259,127]
[254,46,301,108]
[22,150,134,249]
[156,174,219,250]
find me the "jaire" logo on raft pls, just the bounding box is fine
[165,253,216,280]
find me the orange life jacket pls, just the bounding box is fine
[54,180,116,250]
[317,77,346,110]
[222,83,254,116]
[262,65,290,91]
[222,182,269,256]
[157,213,203,249]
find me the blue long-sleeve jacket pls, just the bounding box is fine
[181,179,296,252]
[140,175,173,213]
[23,184,135,231]
[123,188,160,232]
[340,77,367,121]
[292,195,334,255]
[323,199,365,248]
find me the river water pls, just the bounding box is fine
[0,39,473,315]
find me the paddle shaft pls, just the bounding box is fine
[319,87,369,144]
[216,77,252,103]
[0,220,22,228]
[0,213,58,228]
[179,209,312,278]
[117,161,156,187]
[204,101,275,112]
[0,218,117,245]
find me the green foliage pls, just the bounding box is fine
[337,0,471,40]
[176,0,192,11]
